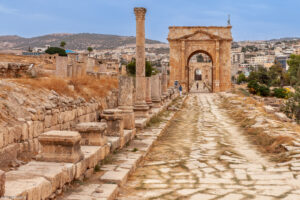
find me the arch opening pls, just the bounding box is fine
[187,51,213,93]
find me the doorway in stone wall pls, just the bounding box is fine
[188,52,213,93]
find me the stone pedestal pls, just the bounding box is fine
[0,170,4,197]
[151,74,161,108]
[101,109,124,137]
[76,122,107,146]
[134,7,149,118]
[36,131,84,163]
[118,76,135,130]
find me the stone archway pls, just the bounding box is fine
[188,51,213,92]
[168,26,232,92]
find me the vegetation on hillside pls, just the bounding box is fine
[45,47,67,56]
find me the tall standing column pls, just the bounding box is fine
[118,76,135,130]
[162,65,168,97]
[134,7,149,118]
[151,74,161,107]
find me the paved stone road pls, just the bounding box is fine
[118,93,300,200]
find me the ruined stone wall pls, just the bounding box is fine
[0,62,31,78]
[0,53,57,78]
[0,89,118,170]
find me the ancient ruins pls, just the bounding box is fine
[168,26,232,92]
[0,7,179,200]
[2,5,300,200]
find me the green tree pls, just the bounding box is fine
[87,47,93,56]
[45,47,67,56]
[237,73,246,84]
[268,61,283,86]
[60,41,66,48]
[287,54,300,86]
[126,58,155,77]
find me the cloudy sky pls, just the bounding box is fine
[0,0,299,42]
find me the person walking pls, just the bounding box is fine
[179,84,183,96]
[196,82,199,90]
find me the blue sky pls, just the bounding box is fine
[0,0,299,42]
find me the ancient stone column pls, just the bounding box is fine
[146,77,152,107]
[162,66,168,97]
[133,7,149,118]
[118,76,135,130]
[151,74,161,107]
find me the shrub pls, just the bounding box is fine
[247,80,259,94]
[273,88,288,99]
[258,85,270,97]
[247,80,270,97]
[281,87,300,122]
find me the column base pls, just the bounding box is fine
[134,103,149,118]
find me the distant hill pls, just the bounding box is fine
[0,33,164,50]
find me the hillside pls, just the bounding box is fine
[0,33,163,50]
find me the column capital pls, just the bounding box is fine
[134,7,147,20]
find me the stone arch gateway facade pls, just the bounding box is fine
[168,26,233,92]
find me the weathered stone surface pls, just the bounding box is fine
[102,109,124,137]
[134,7,149,118]
[151,74,162,108]
[76,122,107,146]
[275,112,291,122]
[263,105,275,114]
[0,170,4,197]
[168,27,232,92]
[36,131,83,163]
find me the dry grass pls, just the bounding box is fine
[13,76,74,96]
[220,97,293,159]
[11,75,118,100]
[69,76,118,100]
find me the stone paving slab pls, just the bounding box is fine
[117,94,300,200]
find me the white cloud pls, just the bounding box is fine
[0,4,18,14]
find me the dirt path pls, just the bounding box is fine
[117,93,300,200]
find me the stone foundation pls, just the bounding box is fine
[36,131,84,163]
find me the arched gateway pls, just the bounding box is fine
[168,26,232,92]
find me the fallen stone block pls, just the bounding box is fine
[76,122,107,146]
[36,131,83,163]
[275,112,291,122]
[263,105,276,114]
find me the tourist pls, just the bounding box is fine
[179,84,182,96]
[196,82,199,90]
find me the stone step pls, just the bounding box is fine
[62,184,118,200]
[3,145,107,200]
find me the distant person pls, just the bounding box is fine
[196,82,199,90]
[179,84,182,96]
